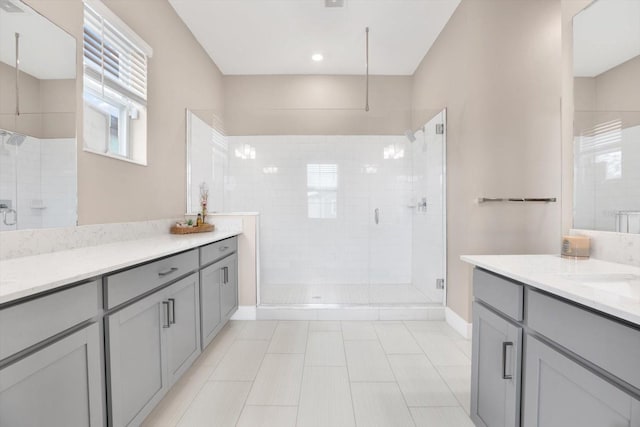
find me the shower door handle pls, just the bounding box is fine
[374,208,379,225]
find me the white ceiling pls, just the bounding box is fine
[573,0,640,77]
[169,0,461,76]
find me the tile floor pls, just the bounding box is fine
[142,320,473,427]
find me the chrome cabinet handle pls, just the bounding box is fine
[158,267,178,277]
[222,267,229,284]
[219,246,229,252]
[502,342,513,380]
[168,298,176,324]
[374,208,379,225]
[162,301,170,328]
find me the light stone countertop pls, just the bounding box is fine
[0,230,241,305]
[461,254,640,326]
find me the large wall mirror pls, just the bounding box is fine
[0,0,77,231]
[573,0,640,234]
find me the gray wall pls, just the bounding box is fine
[25,0,225,225]
[412,0,564,322]
[223,75,412,135]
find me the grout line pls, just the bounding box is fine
[340,320,358,427]
[294,320,311,426]
[233,321,277,426]
[170,320,248,427]
[374,322,417,426]
[405,324,470,413]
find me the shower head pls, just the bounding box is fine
[6,133,26,146]
[404,130,416,143]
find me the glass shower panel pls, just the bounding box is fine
[410,110,446,304]
[187,106,447,308]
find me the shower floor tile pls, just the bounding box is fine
[260,283,437,305]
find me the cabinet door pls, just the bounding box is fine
[200,261,223,349]
[0,323,104,427]
[471,302,522,427]
[107,290,168,427]
[166,273,201,385]
[522,335,640,427]
[220,254,238,320]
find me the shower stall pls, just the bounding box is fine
[188,108,447,309]
[0,128,77,231]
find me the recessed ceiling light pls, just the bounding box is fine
[312,53,324,62]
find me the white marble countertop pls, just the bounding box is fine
[461,254,640,326]
[0,230,241,305]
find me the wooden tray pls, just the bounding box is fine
[170,223,215,234]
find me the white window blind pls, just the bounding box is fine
[83,0,152,106]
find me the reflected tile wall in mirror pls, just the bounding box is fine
[0,0,77,231]
[573,0,640,233]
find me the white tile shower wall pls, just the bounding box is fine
[226,135,413,287]
[0,142,18,232]
[41,138,77,228]
[15,136,43,231]
[411,112,445,303]
[574,124,640,233]
[0,135,76,232]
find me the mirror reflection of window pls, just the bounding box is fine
[307,164,338,219]
[573,0,640,233]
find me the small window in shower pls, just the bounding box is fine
[307,164,338,219]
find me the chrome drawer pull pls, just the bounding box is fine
[219,246,229,252]
[502,341,513,380]
[158,267,179,277]
[168,298,176,324]
[162,301,170,328]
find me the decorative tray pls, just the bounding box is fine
[170,223,215,234]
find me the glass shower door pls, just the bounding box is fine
[408,109,447,305]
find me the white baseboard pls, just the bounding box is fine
[231,305,257,320]
[445,307,472,339]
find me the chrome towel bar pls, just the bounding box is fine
[477,197,557,204]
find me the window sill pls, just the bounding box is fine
[83,147,147,166]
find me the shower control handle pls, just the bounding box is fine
[374,208,379,225]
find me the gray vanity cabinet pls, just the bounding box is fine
[522,336,640,427]
[106,286,168,427]
[219,253,238,321]
[471,302,522,427]
[0,323,104,427]
[471,267,640,427]
[200,261,223,348]
[107,272,201,427]
[166,273,201,385]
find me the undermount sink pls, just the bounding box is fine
[561,273,640,284]
[560,273,640,301]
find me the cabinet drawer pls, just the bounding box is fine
[106,249,198,309]
[200,237,237,266]
[527,289,640,391]
[0,280,100,361]
[473,268,524,321]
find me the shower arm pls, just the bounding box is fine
[365,27,369,112]
[15,32,20,116]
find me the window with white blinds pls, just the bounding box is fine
[83,0,151,106]
[82,0,152,164]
